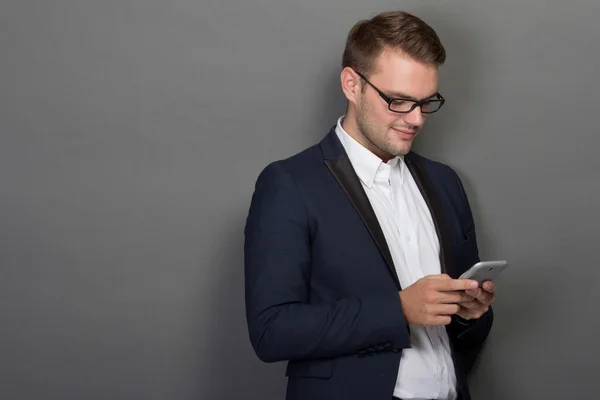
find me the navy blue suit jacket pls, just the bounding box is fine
[244,127,493,400]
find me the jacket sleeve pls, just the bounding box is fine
[244,162,411,363]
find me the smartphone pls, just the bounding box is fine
[459,260,508,286]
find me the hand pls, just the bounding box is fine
[457,280,496,321]
[399,274,479,327]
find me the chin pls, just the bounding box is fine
[391,140,414,156]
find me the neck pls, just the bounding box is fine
[341,110,394,163]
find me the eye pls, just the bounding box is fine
[389,100,413,112]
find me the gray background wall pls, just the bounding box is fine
[1,0,599,399]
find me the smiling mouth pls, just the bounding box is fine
[391,127,417,137]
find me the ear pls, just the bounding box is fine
[340,67,362,105]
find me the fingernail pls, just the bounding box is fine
[470,281,478,288]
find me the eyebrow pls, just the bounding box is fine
[357,71,438,101]
[386,90,438,101]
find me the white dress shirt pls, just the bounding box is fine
[335,117,457,400]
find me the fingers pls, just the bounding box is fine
[458,304,489,320]
[414,275,496,326]
[426,274,452,280]
[457,300,479,310]
[424,275,497,294]
[430,303,461,316]
[466,287,495,305]
[434,278,479,292]
[416,304,458,326]
[482,280,496,293]
[438,290,474,304]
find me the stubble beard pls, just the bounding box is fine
[356,100,414,158]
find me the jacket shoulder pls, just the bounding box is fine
[255,142,324,183]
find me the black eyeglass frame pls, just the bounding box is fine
[355,71,446,114]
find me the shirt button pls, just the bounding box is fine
[405,236,411,242]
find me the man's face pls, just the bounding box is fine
[354,48,439,159]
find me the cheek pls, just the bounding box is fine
[373,107,397,127]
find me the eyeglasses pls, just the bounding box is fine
[355,71,445,114]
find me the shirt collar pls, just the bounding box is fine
[334,116,403,188]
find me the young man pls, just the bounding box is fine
[244,11,495,400]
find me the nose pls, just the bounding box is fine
[403,106,425,126]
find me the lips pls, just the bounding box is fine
[391,127,417,138]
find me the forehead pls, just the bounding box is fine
[370,48,439,98]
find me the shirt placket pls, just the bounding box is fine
[390,163,422,284]
[392,163,445,396]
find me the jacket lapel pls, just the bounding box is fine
[324,153,401,289]
[320,128,401,289]
[405,153,453,274]
[319,128,454,286]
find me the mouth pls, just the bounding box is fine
[391,127,417,140]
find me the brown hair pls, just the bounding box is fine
[342,11,446,77]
